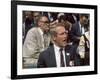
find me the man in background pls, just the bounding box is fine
[69,14,89,50]
[23,15,51,68]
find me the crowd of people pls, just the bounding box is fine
[22,11,90,68]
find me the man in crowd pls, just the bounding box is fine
[23,15,51,68]
[37,23,80,68]
[69,14,89,50]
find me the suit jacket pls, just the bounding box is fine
[37,45,80,68]
[69,21,82,44]
[23,27,51,59]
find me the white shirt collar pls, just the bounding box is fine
[54,44,60,52]
[54,44,60,67]
[79,21,82,27]
[79,21,85,34]
[54,44,66,67]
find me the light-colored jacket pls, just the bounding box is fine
[78,31,90,58]
[23,27,51,66]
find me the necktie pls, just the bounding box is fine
[59,48,65,67]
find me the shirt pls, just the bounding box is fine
[79,22,85,35]
[54,44,66,67]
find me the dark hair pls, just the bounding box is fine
[37,15,50,22]
[80,14,89,19]
[58,15,66,22]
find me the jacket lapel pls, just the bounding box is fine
[49,45,57,67]
[36,28,44,49]
[65,45,71,66]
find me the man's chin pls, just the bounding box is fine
[61,44,67,47]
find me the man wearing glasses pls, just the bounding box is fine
[23,15,51,68]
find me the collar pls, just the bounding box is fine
[54,44,60,52]
[38,27,43,35]
[79,21,82,27]
[54,44,65,51]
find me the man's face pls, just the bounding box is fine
[81,16,89,26]
[54,26,68,47]
[38,16,50,32]
[33,12,40,21]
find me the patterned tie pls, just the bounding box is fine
[59,48,65,67]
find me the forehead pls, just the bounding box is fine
[56,26,65,32]
[40,16,48,20]
[34,12,40,15]
[82,16,88,20]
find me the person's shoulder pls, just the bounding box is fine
[41,46,53,55]
[29,27,38,32]
[72,21,79,26]
[27,27,39,34]
[66,45,76,52]
[44,45,53,52]
[71,22,79,30]
[65,45,73,49]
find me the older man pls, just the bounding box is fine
[23,15,51,68]
[37,23,80,68]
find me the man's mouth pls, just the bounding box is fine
[63,39,67,43]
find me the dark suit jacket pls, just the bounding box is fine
[69,21,82,44]
[37,45,80,68]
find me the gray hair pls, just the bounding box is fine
[50,23,66,37]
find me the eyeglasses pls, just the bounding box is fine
[40,21,49,24]
[34,15,39,17]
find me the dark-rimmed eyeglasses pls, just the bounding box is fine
[40,21,49,24]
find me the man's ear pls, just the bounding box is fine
[53,36,56,41]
